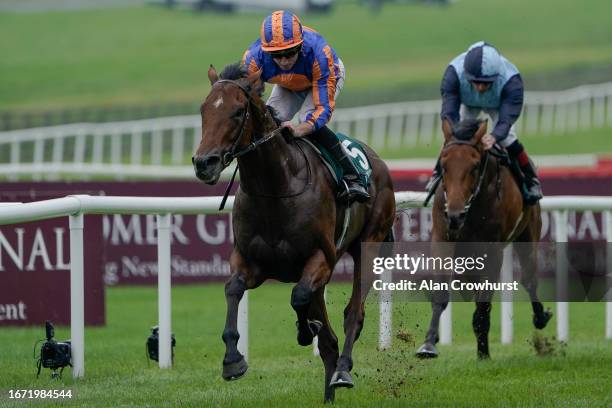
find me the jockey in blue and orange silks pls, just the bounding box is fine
[242,10,369,202]
[426,41,543,205]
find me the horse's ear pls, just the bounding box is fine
[247,69,264,96]
[208,65,219,85]
[442,118,453,141]
[473,120,488,143]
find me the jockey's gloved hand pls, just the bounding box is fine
[481,134,496,150]
[280,123,295,143]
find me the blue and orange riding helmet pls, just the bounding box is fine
[260,10,304,52]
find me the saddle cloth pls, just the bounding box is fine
[300,132,373,192]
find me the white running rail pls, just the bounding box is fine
[1,82,611,180]
[0,192,610,378]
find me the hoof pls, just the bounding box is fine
[330,370,354,389]
[415,342,439,359]
[222,356,248,381]
[323,388,335,404]
[533,309,553,329]
[297,319,323,346]
[477,351,490,360]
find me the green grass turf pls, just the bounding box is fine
[0,283,610,407]
[1,0,612,111]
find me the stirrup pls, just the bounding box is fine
[338,180,370,203]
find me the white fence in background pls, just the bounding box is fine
[0,192,610,378]
[1,82,612,180]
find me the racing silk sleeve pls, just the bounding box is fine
[492,74,524,141]
[440,65,461,124]
[303,45,337,131]
[241,47,261,74]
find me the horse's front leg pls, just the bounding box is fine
[329,243,366,389]
[292,249,331,347]
[472,246,502,359]
[416,238,453,358]
[222,250,262,381]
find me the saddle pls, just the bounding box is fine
[300,132,373,199]
[424,145,531,206]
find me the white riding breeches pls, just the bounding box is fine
[266,59,346,125]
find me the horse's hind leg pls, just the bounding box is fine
[330,243,367,389]
[331,229,392,389]
[222,250,261,381]
[292,249,331,347]
[309,287,339,403]
[515,228,553,329]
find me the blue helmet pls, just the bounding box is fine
[463,41,502,82]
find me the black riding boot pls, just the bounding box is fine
[506,141,543,205]
[520,158,543,205]
[424,157,442,206]
[312,126,370,203]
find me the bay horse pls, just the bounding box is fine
[192,63,395,402]
[416,118,552,359]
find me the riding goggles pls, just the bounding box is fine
[268,44,302,60]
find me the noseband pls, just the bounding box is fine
[441,140,489,217]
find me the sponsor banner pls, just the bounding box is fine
[0,215,104,326]
[0,175,611,287]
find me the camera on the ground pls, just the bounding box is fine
[36,320,71,379]
[146,325,176,363]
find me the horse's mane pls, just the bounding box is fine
[217,61,280,124]
[219,62,247,81]
[452,118,482,141]
[218,61,268,101]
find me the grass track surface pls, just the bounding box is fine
[1,0,612,110]
[1,284,610,407]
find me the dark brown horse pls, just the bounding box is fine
[416,119,552,359]
[192,63,396,402]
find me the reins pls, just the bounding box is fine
[212,79,308,210]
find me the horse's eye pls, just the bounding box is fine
[471,165,479,175]
[233,108,244,119]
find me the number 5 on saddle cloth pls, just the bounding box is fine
[301,127,372,202]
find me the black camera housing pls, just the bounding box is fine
[146,325,176,362]
[41,340,72,370]
[36,321,72,378]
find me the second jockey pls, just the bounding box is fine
[426,41,543,205]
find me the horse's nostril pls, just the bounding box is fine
[447,211,466,229]
[204,156,221,168]
[191,156,195,165]
[193,155,221,172]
